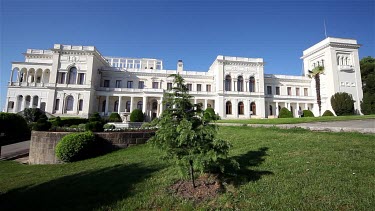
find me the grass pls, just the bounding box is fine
[1,127,374,210]
[217,114,375,124]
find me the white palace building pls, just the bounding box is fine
[4,37,363,120]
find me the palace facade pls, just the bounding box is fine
[5,37,363,120]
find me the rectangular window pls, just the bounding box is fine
[304,88,308,96]
[287,87,292,96]
[78,100,83,111]
[187,84,192,91]
[167,82,173,90]
[296,88,300,96]
[116,80,122,88]
[197,84,202,92]
[104,80,110,87]
[138,81,144,89]
[276,86,280,95]
[206,84,211,92]
[152,82,159,89]
[127,81,133,88]
[58,72,66,84]
[55,99,60,110]
[267,86,272,95]
[78,73,85,84]
[8,101,14,109]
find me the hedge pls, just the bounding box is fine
[32,114,52,131]
[278,107,293,118]
[85,121,104,132]
[55,131,96,162]
[49,117,88,127]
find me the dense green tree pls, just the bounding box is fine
[360,56,375,114]
[130,109,144,122]
[149,74,237,188]
[331,92,355,116]
[308,66,325,116]
[108,112,122,122]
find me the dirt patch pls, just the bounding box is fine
[169,174,222,202]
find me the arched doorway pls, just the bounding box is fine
[250,102,256,115]
[238,102,244,115]
[226,101,232,115]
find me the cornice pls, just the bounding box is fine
[301,42,361,59]
[12,62,52,66]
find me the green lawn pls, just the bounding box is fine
[1,127,374,210]
[217,114,375,124]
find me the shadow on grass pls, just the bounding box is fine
[0,163,161,210]
[222,147,273,186]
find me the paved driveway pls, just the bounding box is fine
[0,141,30,159]
[297,119,375,129]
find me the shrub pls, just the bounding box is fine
[103,124,115,129]
[0,112,30,145]
[322,110,334,116]
[331,92,355,116]
[78,123,86,130]
[22,108,44,123]
[302,110,314,117]
[85,121,104,132]
[89,112,101,122]
[361,92,375,115]
[55,131,96,162]
[130,109,144,122]
[278,107,293,118]
[203,107,220,121]
[108,113,122,122]
[51,116,62,127]
[32,114,52,131]
[69,125,78,128]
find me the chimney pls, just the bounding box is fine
[177,60,183,73]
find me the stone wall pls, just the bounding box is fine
[29,131,155,164]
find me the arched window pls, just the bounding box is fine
[25,96,31,108]
[237,76,243,92]
[249,77,255,92]
[269,105,273,115]
[137,101,143,110]
[226,101,232,115]
[102,100,106,112]
[152,101,158,110]
[250,102,256,115]
[238,102,244,115]
[126,101,131,112]
[66,96,74,111]
[225,75,232,91]
[114,100,119,112]
[32,96,39,107]
[68,67,77,84]
[17,95,23,111]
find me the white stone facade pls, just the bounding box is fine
[5,37,363,119]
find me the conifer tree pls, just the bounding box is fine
[149,74,237,188]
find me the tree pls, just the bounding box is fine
[108,112,122,122]
[130,109,144,122]
[308,66,325,116]
[149,74,237,188]
[360,56,375,114]
[331,92,355,116]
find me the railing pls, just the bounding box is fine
[338,65,354,72]
[96,87,164,93]
[26,49,53,55]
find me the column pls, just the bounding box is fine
[204,99,207,110]
[41,71,45,85]
[142,96,147,113]
[194,98,197,105]
[105,95,109,114]
[296,102,300,117]
[233,99,238,118]
[305,103,308,110]
[38,97,42,108]
[118,96,122,113]
[159,97,164,116]
[245,80,248,92]
[245,100,250,118]
[21,96,26,111]
[26,70,29,85]
[130,96,134,112]
[233,80,236,91]
[34,71,37,86]
[9,70,13,85]
[276,102,279,116]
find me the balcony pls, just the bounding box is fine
[338,65,354,72]
[96,87,164,93]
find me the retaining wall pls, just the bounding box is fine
[29,131,155,164]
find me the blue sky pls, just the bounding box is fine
[1,0,374,110]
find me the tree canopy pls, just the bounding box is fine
[360,56,375,114]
